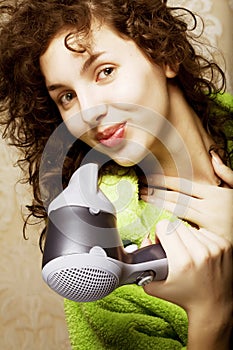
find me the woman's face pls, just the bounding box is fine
[40,24,176,166]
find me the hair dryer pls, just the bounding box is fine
[42,163,168,302]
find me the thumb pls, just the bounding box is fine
[143,279,168,299]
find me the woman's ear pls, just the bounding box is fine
[163,64,178,78]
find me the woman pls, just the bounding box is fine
[0,0,232,349]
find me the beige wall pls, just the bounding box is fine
[168,0,233,93]
[0,1,232,349]
[0,139,71,349]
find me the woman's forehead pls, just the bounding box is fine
[39,25,123,81]
[45,23,130,58]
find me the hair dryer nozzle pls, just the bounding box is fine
[48,163,115,215]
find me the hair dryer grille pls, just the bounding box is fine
[47,266,119,302]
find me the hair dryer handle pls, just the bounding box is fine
[129,243,166,264]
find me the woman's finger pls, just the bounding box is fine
[141,188,196,206]
[140,233,153,248]
[140,175,218,198]
[197,228,232,249]
[169,222,215,262]
[140,185,231,208]
[141,193,231,236]
[154,220,193,272]
[211,150,233,187]
[140,192,204,226]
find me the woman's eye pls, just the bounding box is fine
[60,92,75,106]
[97,67,115,81]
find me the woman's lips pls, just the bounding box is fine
[96,123,126,147]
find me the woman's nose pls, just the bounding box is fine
[81,104,108,126]
[78,90,108,126]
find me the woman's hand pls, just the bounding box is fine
[140,153,233,242]
[143,219,233,349]
[143,220,232,310]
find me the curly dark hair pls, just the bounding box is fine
[0,0,232,248]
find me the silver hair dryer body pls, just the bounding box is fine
[42,163,168,302]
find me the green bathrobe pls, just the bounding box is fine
[64,93,233,349]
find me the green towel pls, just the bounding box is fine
[64,93,233,349]
[65,286,188,350]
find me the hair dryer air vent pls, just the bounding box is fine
[47,266,119,302]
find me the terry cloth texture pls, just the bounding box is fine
[64,93,233,349]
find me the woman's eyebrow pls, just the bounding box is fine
[47,84,64,92]
[47,51,106,92]
[81,51,105,74]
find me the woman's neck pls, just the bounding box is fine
[146,84,221,186]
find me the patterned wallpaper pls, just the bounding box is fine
[0,1,232,349]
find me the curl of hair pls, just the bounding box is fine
[0,0,232,249]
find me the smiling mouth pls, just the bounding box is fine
[96,123,126,148]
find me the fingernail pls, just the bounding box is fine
[141,233,152,247]
[210,150,223,166]
[149,187,155,195]
[140,188,147,195]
